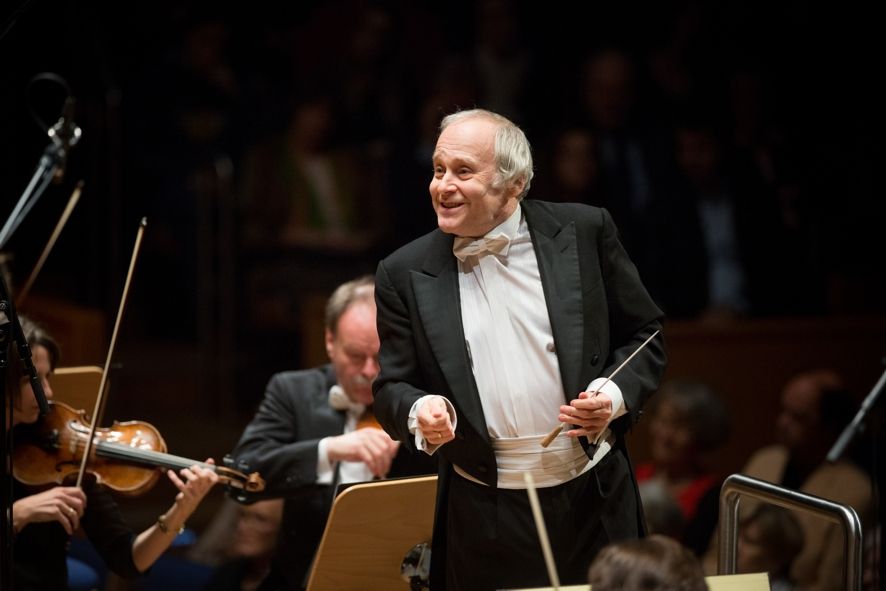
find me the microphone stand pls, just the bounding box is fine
[827,364,886,590]
[0,95,74,590]
[827,367,886,464]
[0,109,79,250]
[1,272,50,590]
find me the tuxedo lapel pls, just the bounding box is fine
[523,201,584,399]
[411,235,489,443]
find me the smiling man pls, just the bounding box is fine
[373,109,666,589]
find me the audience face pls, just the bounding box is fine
[430,116,521,238]
[231,499,284,559]
[553,129,598,195]
[676,128,720,190]
[775,374,824,452]
[584,50,635,131]
[289,101,333,153]
[11,345,54,428]
[649,398,697,469]
[325,301,380,407]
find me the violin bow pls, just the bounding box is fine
[75,217,147,489]
[15,180,84,307]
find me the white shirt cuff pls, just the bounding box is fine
[586,377,626,443]
[316,437,334,484]
[408,395,457,455]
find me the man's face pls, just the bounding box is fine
[429,117,521,238]
[775,375,822,451]
[325,301,380,407]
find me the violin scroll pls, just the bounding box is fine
[215,466,265,493]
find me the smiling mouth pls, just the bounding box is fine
[440,202,463,210]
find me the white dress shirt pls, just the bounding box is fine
[410,204,626,488]
[317,386,374,485]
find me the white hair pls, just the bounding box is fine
[439,109,534,199]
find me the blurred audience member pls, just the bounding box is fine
[240,94,386,252]
[388,55,481,247]
[737,505,804,591]
[578,48,684,308]
[703,369,872,591]
[537,126,602,205]
[636,381,729,554]
[588,534,708,591]
[202,499,285,591]
[662,116,807,320]
[472,0,534,122]
[638,479,685,540]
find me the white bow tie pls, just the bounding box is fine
[328,385,366,415]
[452,233,511,262]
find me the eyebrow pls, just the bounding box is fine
[432,151,479,167]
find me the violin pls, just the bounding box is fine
[13,401,265,496]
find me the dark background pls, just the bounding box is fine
[2,0,883,542]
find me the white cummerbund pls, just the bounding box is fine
[453,429,615,489]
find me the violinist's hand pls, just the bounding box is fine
[327,429,400,478]
[559,391,613,438]
[417,395,455,447]
[12,486,87,536]
[133,459,220,572]
[166,458,219,513]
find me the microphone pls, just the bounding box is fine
[47,96,81,183]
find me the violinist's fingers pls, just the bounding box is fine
[68,505,81,532]
[59,487,87,514]
[193,460,219,481]
[166,468,188,502]
[167,468,187,491]
[55,502,76,535]
[14,488,88,535]
[187,464,219,495]
[169,464,218,505]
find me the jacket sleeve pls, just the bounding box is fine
[373,259,432,451]
[596,207,667,428]
[227,373,327,501]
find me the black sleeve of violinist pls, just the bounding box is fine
[81,478,141,578]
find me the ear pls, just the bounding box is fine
[324,329,335,360]
[509,176,526,200]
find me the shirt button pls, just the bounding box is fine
[591,353,600,366]
[546,342,556,353]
